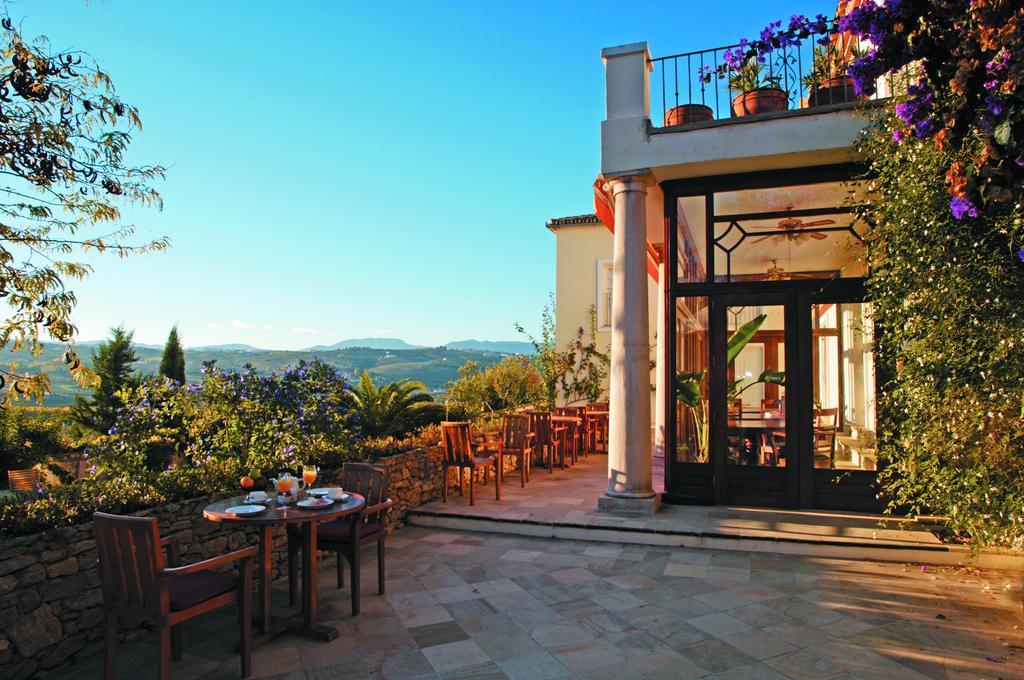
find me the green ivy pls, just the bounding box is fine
[859,108,1024,549]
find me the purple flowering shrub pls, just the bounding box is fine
[839,0,1024,220]
[98,359,359,478]
[698,14,834,90]
[0,359,442,537]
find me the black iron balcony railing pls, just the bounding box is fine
[649,26,885,129]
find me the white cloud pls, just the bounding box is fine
[207,322,220,329]
[292,325,318,334]
[262,324,274,331]
[230,319,252,329]
[372,328,392,336]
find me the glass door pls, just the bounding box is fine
[711,295,799,507]
[807,299,881,511]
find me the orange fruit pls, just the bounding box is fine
[240,475,254,489]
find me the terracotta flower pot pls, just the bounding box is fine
[663,104,714,127]
[808,76,860,107]
[731,87,788,117]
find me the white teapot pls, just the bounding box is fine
[270,472,306,503]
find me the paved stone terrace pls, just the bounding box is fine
[58,525,1023,679]
[412,453,945,550]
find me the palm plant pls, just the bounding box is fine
[675,314,786,462]
[347,372,444,438]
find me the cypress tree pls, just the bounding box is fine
[159,326,186,383]
[71,326,139,434]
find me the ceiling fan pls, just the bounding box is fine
[764,259,823,280]
[750,214,836,244]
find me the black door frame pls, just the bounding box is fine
[662,163,879,510]
[710,292,802,508]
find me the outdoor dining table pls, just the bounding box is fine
[203,492,366,644]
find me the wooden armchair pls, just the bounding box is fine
[813,408,839,468]
[441,421,500,504]
[555,406,585,464]
[498,414,534,487]
[584,403,609,454]
[93,512,255,680]
[288,463,393,616]
[528,411,568,473]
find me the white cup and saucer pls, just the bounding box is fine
[245,490,268,504]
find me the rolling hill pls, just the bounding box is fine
[7,343,515,407]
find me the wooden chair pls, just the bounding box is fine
[583,403,609,454]
[528,411,566,472]
[7,468,40,491]
[498,414,534,487]
[93,512,255,680]
[813,408,838,468]
[288,463,393,616]
[555,407,584,463]
[441,421,500,504]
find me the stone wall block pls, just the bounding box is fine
[7,604,61,659]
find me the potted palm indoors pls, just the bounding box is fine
[730,58,788,116]
[804,44,862,107]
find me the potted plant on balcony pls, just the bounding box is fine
[729,58,788,116]
[804,44,862,107]
[663,103,714,127]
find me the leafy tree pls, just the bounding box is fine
[515,296,609,408]
[159,326,186,383]
[444,356,542,417]
[72,326,138,434]
[0,12,167,403]
[347,371,443,438]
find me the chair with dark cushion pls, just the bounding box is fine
[288,463,393,616]
[93,511,255,680]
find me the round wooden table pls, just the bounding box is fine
[204,493,365,643]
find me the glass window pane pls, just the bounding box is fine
[712,181,868,282]
[675,296,708,463]
[812,302,877,470]
[677,196,707,283]
[727,305,787,467]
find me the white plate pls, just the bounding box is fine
[297,497,334,509]
[226,505,265,516]
[308,488,331,497]
[329,493,350,502]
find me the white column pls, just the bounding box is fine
[653,249,667,460]
[599,171,660,514]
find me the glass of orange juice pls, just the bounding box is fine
[276,476,293,505]
[303,464,318,489]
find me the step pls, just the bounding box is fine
[406,508,1024,572]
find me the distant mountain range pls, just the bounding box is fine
[173,337,537,354]
[12,338,533,407]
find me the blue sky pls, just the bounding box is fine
[21,0,832,349]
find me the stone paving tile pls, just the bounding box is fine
[495,650,569,679]
[397,603,454,628]
[53,522,1024,680]
[547,640,622,673]
[409,620,470,648]
[421,638,491,673]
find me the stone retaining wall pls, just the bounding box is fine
[0,446,462,680]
